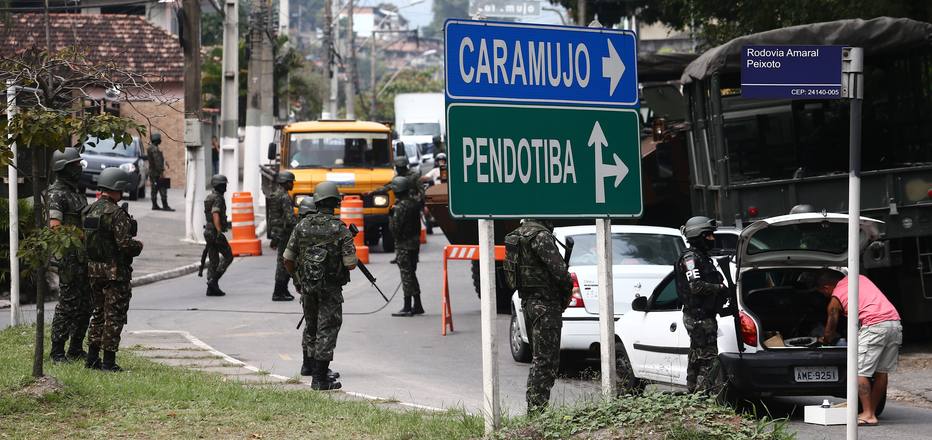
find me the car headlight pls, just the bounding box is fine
[80,159,88,169]
[119,163,137,173]
[373,194,389,207]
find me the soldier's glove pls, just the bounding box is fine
[718,302,738,317]
[270,238,279,250]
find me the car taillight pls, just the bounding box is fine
[567,273,585,308]
[739,311,758,347]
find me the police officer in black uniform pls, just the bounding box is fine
[675,216,728,394]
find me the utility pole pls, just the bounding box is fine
[182,0,207,243]
[322,0,333,118]
[243,0,265,209]
[259,0,275,173]
[220,0,240,204]
[577,0,586,25]
[330,0,340,118]
[370,33,376,117]
[344,0,355,119]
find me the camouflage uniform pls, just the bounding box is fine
[204,189,232,283]
[373,168,424,206]
[269,186,297,288]
[674,246,727,393]
[48,178,91,355]
[389,191,421,299]
[146,142,169,209]
[84,196,143,352]
[506,219,573,414]
[285,208,356,362]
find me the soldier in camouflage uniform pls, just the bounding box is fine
[675,216,728,394]
[284,181,356,390]
[504,219,573,415]
[48,148,92,363]
[389,176,424,317]
[83,168,143,371]
[204,175,233,296]
[146,133,173,211]
[269,171,297,301]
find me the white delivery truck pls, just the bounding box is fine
[394,93,444,173]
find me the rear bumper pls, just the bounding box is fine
[719,350,846,397]
[561,315,620,351]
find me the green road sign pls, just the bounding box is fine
[446,103,642,218]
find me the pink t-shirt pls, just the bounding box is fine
[832,275,901,327]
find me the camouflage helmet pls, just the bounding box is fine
[394,157,409,169]
[390,176,410,193]
[52,147,82,172]
[97,167,131,192]
[210,174,228,188]
[435,152,447,162]
[277,171,296,184]
[150,132,162,145]
[298,197,317,217]
[680,216,717,240]
[313,181,341,204]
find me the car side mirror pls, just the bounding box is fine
[268,142,278,161]
[631,296,648,312]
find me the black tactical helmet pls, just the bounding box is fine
[789,204,815,214]
[97,167,131,192]
[394,157,409,169]
[151,132,162,145]
[298,197,317,216]
[52,147,82,172]
[680,216,717,240]
[277,171,296,183]
[390,176,410,193]
[210,174,228,188]
[313,181,341,204]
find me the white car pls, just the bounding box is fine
[510,225,687,362]
[616,212,883,402]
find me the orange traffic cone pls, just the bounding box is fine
[229,192,262,256]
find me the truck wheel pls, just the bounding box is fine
[510,306,531,363]
[471,260,511,314]
[381,225,395,253]
[616,342,644,395]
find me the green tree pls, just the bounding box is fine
[425,0,469,38]
[367,67,442,122]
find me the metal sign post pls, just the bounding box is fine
[478,218,500,432]
[596,218,616,395]
[842,46,864,440]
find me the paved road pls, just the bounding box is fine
[5,230,932,438]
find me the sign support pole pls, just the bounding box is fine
[6,83,23,327]
[842,46,863,440]
[596,218,617,396]
[478,219,500,432]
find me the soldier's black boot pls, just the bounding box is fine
[311,361,342,391]
[100,350,123,372]
[50,339,68,363]
[151,200,161,210]
[391,296,413,317]
[272,280,294,301]
[206,280,226,296]
[301,354,314,376]
[85,345,101,370]
[411,295,425,315]
[66,333,87,361]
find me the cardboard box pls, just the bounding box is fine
[804,405,847,425]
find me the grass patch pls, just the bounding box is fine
[495,392,793,440]
[0,325,482,439]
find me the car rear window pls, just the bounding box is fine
[568,233,685,266]
[746,222,847,255]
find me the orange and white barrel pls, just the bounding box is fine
[340,196,369,264]
[228,192,262,256]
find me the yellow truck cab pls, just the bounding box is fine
[267,119,398,252]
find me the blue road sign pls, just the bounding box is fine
[741,45,843,99]
[445,19,639,107]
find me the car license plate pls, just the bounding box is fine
[794,366,839,383]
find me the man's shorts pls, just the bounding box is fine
[858,320,902,377]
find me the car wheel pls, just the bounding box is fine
[615,342,644,395]
[510,307,531,363]
[712,363,747,407]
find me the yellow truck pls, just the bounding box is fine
[262,119,398,251]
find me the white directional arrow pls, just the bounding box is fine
[601,39,626,97]
[587,121,630,204]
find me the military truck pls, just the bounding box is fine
[680,17,932,329]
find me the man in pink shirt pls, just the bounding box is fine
[817,269,902,426]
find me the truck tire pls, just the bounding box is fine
[471,260,511,314]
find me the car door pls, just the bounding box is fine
[625,272,689,385]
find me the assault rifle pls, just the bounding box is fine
[198,246,209,277]
[348,224,389,302]
[556,236,575,266]
[716,257,744,357]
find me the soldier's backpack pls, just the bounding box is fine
[297,246,329,286]
[503,231,522,293]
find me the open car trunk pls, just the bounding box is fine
[741,267,846,349]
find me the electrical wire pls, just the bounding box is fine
[132,280,402,316]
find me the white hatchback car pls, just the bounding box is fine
[509,225,687,362]
[616,212,882,401]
